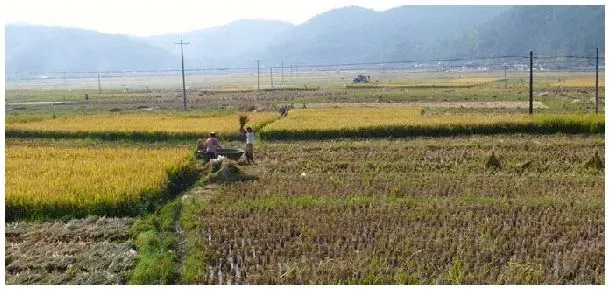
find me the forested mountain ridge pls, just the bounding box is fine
[5,5,604,73]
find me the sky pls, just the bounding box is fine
[5,0,411,36]
[5,0,604,36]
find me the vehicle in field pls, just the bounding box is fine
[352,74,370,83]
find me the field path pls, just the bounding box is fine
[175,197,187,279]
[300,101,548,109]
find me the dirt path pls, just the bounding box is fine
[300,101,548,109]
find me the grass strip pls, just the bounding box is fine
[128,198,182,284]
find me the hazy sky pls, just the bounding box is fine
[6,0,412,36]
[5,1,596,36]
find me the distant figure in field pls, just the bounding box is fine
[245,127,255,165]
[206,132,222,160]
[279,105,288,117]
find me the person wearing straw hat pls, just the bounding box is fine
[206,131,222,160]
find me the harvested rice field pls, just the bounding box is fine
[179,135,604,284]
[5,216,136,284]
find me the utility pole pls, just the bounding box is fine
[281,61,284,87]
[257,60,260,91]
[504,65,508,89]
[175,40,190,110]
[595,47,599,114]
[97,72,102,94]
[529,51,534,114]
[270,67,273,88]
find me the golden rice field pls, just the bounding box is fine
[6,112,277,137]
[443,77,502,84]
[552,76,605,88]
[261,108,603,139]
[267,107,598,130]
[267,107,517,129]
[5,141,193,220]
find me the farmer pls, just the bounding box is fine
[279,105,288,117]
[245,127,255,164]
[206,132,222,160]
[196,137,206,151]
[195,137,207,159]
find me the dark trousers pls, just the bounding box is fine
[206,151,218,160]
[245,144,254,163]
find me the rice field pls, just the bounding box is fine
[5,216,136,284]
[261,107,604,139]
[4,67,606,285]
[181,135,604,284]
[5,140,194,220]
[346,76,504,88]
[6,112,278,140]
[552,76,605,88]
[265,107,521,129]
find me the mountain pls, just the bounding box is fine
[5,25,176,73]
[4,5,606,73]
[251,5,605,65]
[452,5,605,57]
[144,19,294,68]
[253,5,512,65]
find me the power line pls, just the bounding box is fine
[282,55,530,69]
[534,55,605,60]
[6,55,530,75]
[7,54,604,77]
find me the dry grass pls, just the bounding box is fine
[302,101,548,109]
[5,216,136,284]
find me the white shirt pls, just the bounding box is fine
[246,132,254,144]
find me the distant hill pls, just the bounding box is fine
[451,5,605,57]
[5,25,176,73]
[4,5,605,73]
[144,19,294,68]
[254,5,512,65]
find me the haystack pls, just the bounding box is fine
[516,159,532,173]
[208,160,256,183]
[584,151,604,170]
[485,151,502,170]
